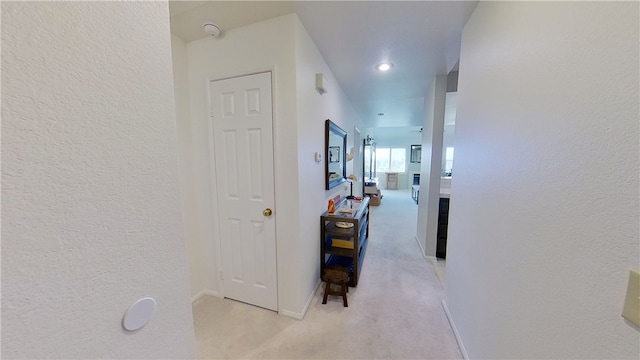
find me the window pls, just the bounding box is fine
[375,147,406,172]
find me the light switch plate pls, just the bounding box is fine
[622,269,640,327]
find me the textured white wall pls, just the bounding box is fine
[445,2,639,358]
[171,34,203,299]
[294,17,361,312]
[2,2,196,358]
[417,76,447,257]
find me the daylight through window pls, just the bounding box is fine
[444,147,454,175]
[375,147,406,173]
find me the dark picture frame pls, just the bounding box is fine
[410,144,422,163]
[325,119,347,190]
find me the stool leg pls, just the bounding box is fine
[341,284,348,307]
[322,281,330,304]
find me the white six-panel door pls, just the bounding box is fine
[210,72,277,311]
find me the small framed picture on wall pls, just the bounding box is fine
[410,145,421,163]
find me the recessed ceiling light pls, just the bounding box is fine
[376,62,394,72]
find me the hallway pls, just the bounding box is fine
[192,190,461,359]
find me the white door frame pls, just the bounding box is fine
[205,67,280,310]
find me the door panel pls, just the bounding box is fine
[210,72,277,311]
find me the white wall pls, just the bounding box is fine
[294,17,361,310]
[2,2,196,358]
[416,76,447,258]
[171,34,203,299]
[445,2,640,358]
[182,14,358,317]
[186,14,299,314]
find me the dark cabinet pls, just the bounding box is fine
[436,197,449,259]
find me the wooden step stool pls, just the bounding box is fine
[322,266,350,307]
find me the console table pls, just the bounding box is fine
[320,197,370,287]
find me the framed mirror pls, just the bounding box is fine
[325,119,347,190]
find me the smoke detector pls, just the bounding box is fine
[202,22,222,37]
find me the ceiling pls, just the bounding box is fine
[169,1,477,129]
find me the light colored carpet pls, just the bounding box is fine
[192,189,462,359]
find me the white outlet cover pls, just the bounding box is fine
[122,297,156,331]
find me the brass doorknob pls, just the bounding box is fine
[263,208,273,217]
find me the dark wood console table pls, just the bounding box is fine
[320,197,370,287]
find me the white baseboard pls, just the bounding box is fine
[191,289,221,303]
[278,309,303,319]
[415,235,438,261]
[192,280,324,321]
[442,299,469,360]
[279,279,322,320]
[415,235,427,258]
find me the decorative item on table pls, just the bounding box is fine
[326,235,354,249]
[331,238,354,249]
[335,221,354,229]
[346,174,357,199]
[328,199,335,214]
